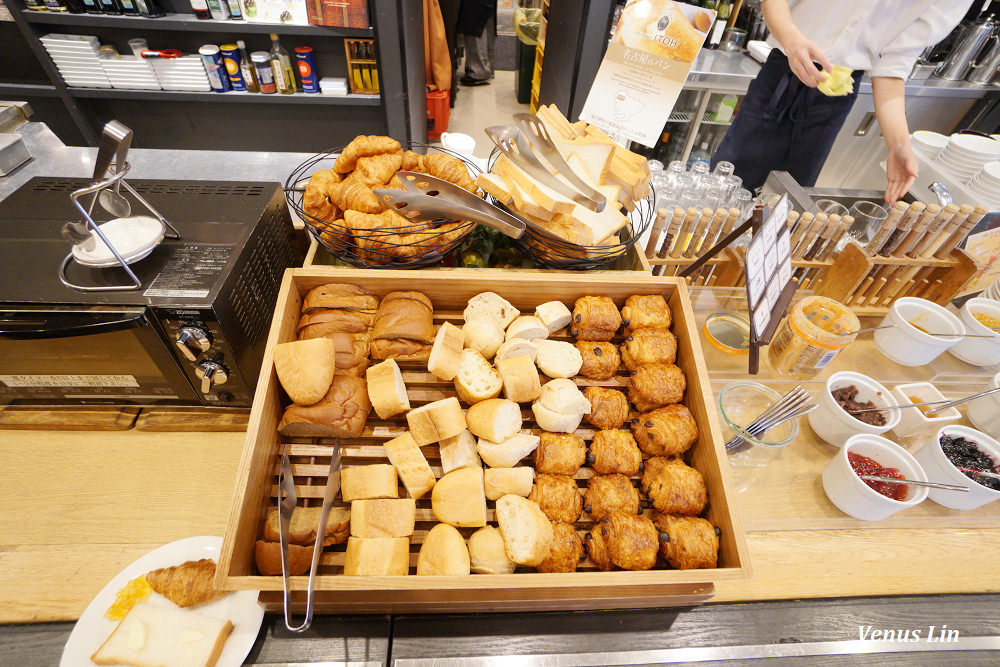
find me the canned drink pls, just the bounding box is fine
[219,43,246,91]
[294,46,319,93]
[199,45,231,93]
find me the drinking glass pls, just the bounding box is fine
[847,200,889,243]
[733,188,753,219]
[714,161,736,178]
[810,198,849,217]
[647,159,664,173]
[690,161,710,179]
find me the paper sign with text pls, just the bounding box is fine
[745,195,792,341]
[580,0,715,148]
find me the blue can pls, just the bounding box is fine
[294,46,319,93]
[220,43,246,91]
[199,45,231,93]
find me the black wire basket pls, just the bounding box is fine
[285,142,483,269]
[485,146,653,271]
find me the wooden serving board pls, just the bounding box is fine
[217,268,750,613]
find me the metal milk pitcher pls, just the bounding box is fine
[935,17,997,80]
[966,35,1000,84]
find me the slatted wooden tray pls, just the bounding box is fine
[218,268,750,613]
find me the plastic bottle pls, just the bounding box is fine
[687,142,711,170]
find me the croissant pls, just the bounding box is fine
[620,294,671,334]
[344,210,467,262]
[626,362,686,412]
[585,523,613,571]
[641,456,707,515]
[653,513,719,570]
[583,386,629,430]
[588,429,642,476]
[419,152,476,192]
[354,152,403,187]
[536,522,584,573]
[533,432,586,475]
[333,135,402,174]
[145,558,224,608]
[602,511,659,571]
[303,170,341,223]
[571,296,621,341]
[400,149,423,171]
[528,474,583,524]
[329,178,384,214]
[575,341,620,380]
[631,404,699,457]
[621,328,677,370]
[583,474,641,521]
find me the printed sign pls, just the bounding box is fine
[580,0,715,147]
[745,194,792,340]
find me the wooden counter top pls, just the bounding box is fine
[2,426,999,623]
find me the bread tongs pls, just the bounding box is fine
[485,116,605,213]
[277,439,341,632]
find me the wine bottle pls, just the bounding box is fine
[237,40,258,92]
[709,0,732,49]
[270,33,297,94]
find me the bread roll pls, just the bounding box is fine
[297,308,373,335]
[496,355,542,403]
[302,283,378,313]
[262,506,351,546]
[438,429,481,474]
[484,466,536,500]
[462,317,504,360]
[273,338,336,405]
[505,315,548,342]
[405,396,467,445]
[370,338,431,362]
[531,402,584,434]
[477,432,540,468]
[468,525,516,574]
[535,300,572,334]
[432,467,487,527]
[428,321,464,381]
[466,398,523,443]
[537,378,592,414]
[341,464,399,501]
[382,432,436,499]
[416,523,471,575]
[343,536,410,575]
[466,291,520,329]
[255,539,312,576]
[534,339,584,379]
[350,498,416,537]
[366,359,410,419]
[495,495,555,567]
[454,348,503,404]
[277,374,372,438]
[495,338,538,363]
[373,291,435,343]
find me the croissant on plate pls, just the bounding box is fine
[333,134,402,174]
[145,559,224,608]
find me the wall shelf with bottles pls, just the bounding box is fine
[69,86,381,103]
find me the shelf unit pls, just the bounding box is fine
[528,0,546,113]
[4,0,426,150]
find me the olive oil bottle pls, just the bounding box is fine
[269,33,297,94]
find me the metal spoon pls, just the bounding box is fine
[98,121,132,217]
[833,323,1000,338]
[860,475,970,492]
[846,385,1000,415]
[956,467,1000,480]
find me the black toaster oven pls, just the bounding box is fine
[0,177,303,408]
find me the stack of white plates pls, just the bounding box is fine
[936,133,1000,184]
[911,131,948,161]
[149,56,211,92]
[100,56,162,90]
[969,161,1000,208]
[40,33,111,89]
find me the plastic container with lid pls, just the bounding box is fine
[767,295,859,377]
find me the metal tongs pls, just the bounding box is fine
[277,439,342,632]
[485,120,605,213]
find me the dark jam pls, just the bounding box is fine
[848,452,908,500]
[832,384,887,426]
[940,434,1000,491]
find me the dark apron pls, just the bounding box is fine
[712,49,863,191]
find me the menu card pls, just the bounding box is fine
[745,194,793,343]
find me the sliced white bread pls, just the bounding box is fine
[365,359,410,419]
[438,429,482,474]
[484,466,536,500]
[468,525,516,574]
[466,398,523,443]
[476,172,513,206]
[466,291,520,329]
[462,316,504,360]
[505,315,548,342]
[534,339,584,379]
[343,536,410,575]
[495,494,555,567]
[340,463,399,501]
[431,467,487,527]
[534,301,572,334]
[349,498,416,537]
[405,396,467,445]
[496,355,542,403]
[477,432,541,468]
[273,337,336,405]
[382,432,436,499]
[494,338,538,363]
[454,348,503,404]
[427,321,465,381]
[416,523,471,575]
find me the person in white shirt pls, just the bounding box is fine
[711,0,973,202]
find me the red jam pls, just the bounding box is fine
[848,452,908,501]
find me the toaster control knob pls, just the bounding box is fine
[175,325,211,361]
[195,358,228,394]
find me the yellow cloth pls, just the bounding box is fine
[817,65,854,97]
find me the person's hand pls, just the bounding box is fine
[784,34,832,88]
[885,143,919,203]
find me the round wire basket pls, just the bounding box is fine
[486,147,653,270]
[285,142,483,269]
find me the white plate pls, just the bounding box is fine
[949,133,1000,157]
[60,536,264,667]
[71,216,165,267]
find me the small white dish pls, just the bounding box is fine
[891,382,961,438]
[71,216,165,268]
[949,297,1000,366]
[968,371,1000,438]
[914,425,1000,510]
[822,434,928,521]
[808,371,900,447]
[874,297,965,366]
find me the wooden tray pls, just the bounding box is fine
[217,268,750,613]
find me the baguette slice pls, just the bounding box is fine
[262,506,351,546]
[90,602,234,667]
[427,321,465,381]
[343,536,410,575]
[466,291,520,329]
[495,338,538,363]
[273,338,336,405]
[432,467,487,527]
[405,396,467,445]
[454,348,503,405]
[416,523,471,575]
[382,431,436,499]
[531,402,584,434]
[468,525,516,574]
[366,359,410,419]
[477,432,541,468]
[350,498,416,538]
[534,301,573,334]
[462,316,504,360]
[438,429,482,474]
[534,339,584,379]
[466,398,523,443]
[495,495,555,567]
[484,466,536,500]
[538,378,592,414]
[340,464,398,501]
[496,355,542,403]
[505,315,548,342]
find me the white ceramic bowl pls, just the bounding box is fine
[968,371,1000,438]
[874,297,965,366]
[912,130,949,150]
[808,371,901,447]
[822,434,928,521]
[948,298,1000,366]
[891,382,961,438]
[914,425,1000,510]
